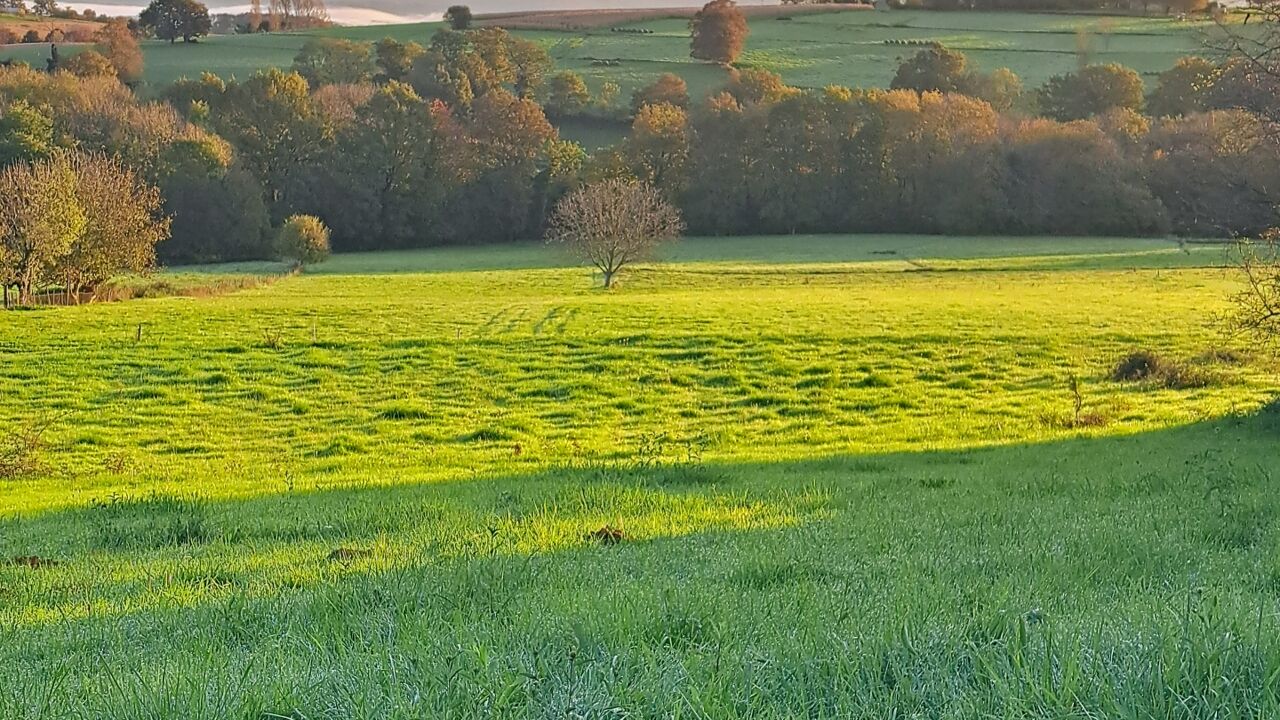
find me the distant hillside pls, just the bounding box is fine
[0,13,104,43]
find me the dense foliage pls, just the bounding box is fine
[0,20,1277,267]
[690,0,749,65]
[0,150,167,304]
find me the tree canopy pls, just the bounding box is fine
[140,0,211,43]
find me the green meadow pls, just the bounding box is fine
[1,9,1228,94]
[2,235,1279,717]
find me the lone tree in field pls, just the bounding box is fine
[690,0,748,65]
[277,214,330,268]
[444,5,472,30]
[547,179,683,289]
[140,0,211,43]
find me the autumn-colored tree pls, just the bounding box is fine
[60,152,168,298]
[1146,56,1217,118]
[374,38,425,83]
[968,67,1022,112]
[507,35,551,99]
[1145,110,1280,237]
[63,50,116,78]
[631,73,689,115]
[891,48,1021,111]
[449,88,557,242]
[544,70,589,117]
[725,68,797,105]
[0,154,83,305]
[311,82,375,128]
[891,46,971,94]
[999,118,1166,235]
[682,91,754,234]
[1037,64,1144,121]
[623,102,690,194]
[292,37,375,86]
[547,179,684,288]
[95,19,144,83]
[690,0,748,65]
[266,0,329,30]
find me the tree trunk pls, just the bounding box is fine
[602,269,614,288]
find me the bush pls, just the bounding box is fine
[1111,350,1214,389]
[1111,349,1166,382]
[0,418,50,479]
[277,214,330,267]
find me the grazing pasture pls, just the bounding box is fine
[1,235,1278,717]
[0,9,1227,95]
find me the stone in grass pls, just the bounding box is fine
[326,547,374,563]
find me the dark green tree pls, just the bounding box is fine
[140,0,211,43]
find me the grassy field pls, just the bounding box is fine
[0,9,1231,96]
[2,234,1279,717]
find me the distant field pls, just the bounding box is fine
[0,9,1231,99]
[0,12,103,42]
[3,234,1279,716]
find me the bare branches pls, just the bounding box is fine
[1228,229,1280,347]
[546,179,684,288]
[1208,4,1280,130]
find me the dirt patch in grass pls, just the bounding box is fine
[326,547,374,563]
[586,526,627,545]
[8,555,60,569]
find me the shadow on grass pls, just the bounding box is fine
[3,401,1277,613]
[1,404,1279,717]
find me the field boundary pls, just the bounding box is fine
[477,4,869,31]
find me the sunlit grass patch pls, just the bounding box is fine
[0,234,1276,717]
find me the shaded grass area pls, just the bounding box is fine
[0,235,1276,716]
[2,409,1280,716]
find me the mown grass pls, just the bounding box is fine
[0,234,1277,717]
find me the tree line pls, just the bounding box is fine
[0,8,1278,292]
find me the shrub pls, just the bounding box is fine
[0,418,50,479]
[1111,350,1215,389]
[63,50,115,78]
[277,214,330,267]
[1111,349,1166,382]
